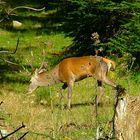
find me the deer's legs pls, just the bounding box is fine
[60,83,67,99]
[99,70,125,94]
[99,76,125,95]
[97,60,116,88]
[59,83,68,109]
[62,83,68,90]
[96,80,105,104]
[102,76,116,88]
[67,81,74,109]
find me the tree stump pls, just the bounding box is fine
[114,95,140,140]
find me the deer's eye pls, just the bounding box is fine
[30,80,32,83]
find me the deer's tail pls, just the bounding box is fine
[103,58,116,72]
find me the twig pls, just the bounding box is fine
[0,18,4,23]
[49,87,55,139]
[0,6,45,23]
[0,101,3,106]
[0,58,19,66]
[95,95,100,140]
[0,38,19,54]
[128,57,136,72]
[111,94,119,139]
[0,123,25,140]
[8,6,45,14]
[18,131,29,140]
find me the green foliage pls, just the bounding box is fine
[55,0,140,67]
[108,12,140,58]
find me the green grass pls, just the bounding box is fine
[1,72,139,139]
[0,7,140,140]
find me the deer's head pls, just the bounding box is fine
[27,62,51,94]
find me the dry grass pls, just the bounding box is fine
[0,72,140,139]
[0,78,115,140]
[0,90,53,139]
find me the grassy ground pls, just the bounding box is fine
[0,74,139,140]
[0,7,140,140]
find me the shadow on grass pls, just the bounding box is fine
[53,101,96,110]
[0,62,31,84]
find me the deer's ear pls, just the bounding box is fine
[38,69,46,74]
[35,68,39,75]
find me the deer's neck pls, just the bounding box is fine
[47,64,60,86]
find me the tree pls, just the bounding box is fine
[57,0,140,66]
[108,11,140,62]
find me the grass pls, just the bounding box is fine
[1,73,139,139]
[0,6,140,140]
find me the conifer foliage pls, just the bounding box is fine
[60,0,140,64]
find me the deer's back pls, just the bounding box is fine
[58,56,97,83]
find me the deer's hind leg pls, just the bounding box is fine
[97,60,116,88]
[67,80,74,109]
[96,59,125,95]
[96,80,105,104]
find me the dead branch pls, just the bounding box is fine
[18,131,29,140]
[0,38,19,54]
[0,18,4,23]
[0,58,19,66]
[9,6,45,13]
[0,123,26,140]
[0,6,45,23]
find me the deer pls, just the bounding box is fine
[27,55,124,108]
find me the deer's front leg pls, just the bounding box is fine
[60,83,67,100]
[67,81,74,109]
[59,83,68,109]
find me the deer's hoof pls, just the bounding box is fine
[115,85,125,95]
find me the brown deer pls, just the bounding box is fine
[27,56,123,108]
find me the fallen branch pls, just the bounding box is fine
[9,6,45,13]
[0,58,19,66]
[18,131,29,140]
[0,6,45,23]
[0,38,19,54]
[0,123,26,140]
